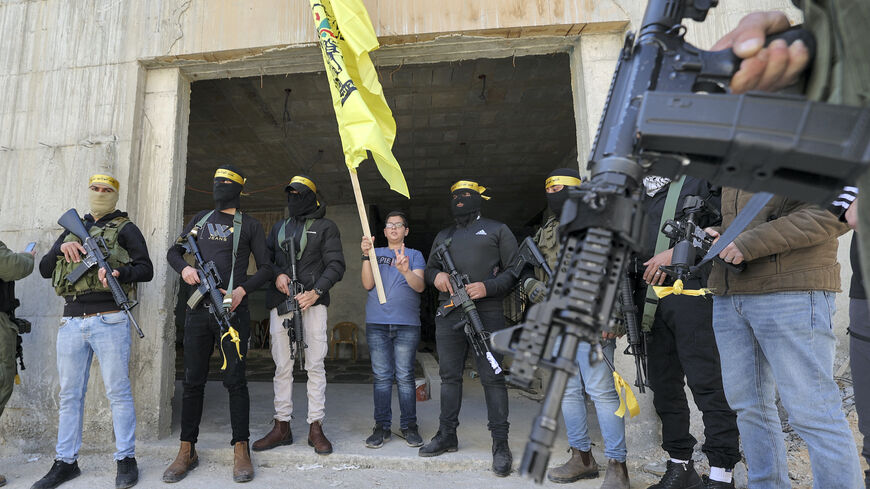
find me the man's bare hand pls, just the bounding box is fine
[719,243,746,265]
[295,289,319,310]
[97,267,120,288]
[230,286,246,312]
[643,248,674,285]
[276,273,291,296]
[434,272,454,295]
[846,198,859,230]
[181,266,200,285]
[60,242,86,263]
[466,282,487,300]
[711,11,809,94]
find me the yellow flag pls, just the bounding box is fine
[612,371,641,418]
[309,0,409,198]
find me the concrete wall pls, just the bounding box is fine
[0,0,825,456]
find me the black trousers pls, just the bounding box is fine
[435,302,509,440]
[180,306,250,445]
[647,292,740,468]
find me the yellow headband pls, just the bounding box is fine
[450,180,491,200]
[89,174,119,191]
[290,176,317,193]
[214,168,246,185]
[545,176,582,189]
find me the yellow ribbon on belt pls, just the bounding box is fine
[220,327,243,370]
[612,371,640,418]
[652,279,711,299]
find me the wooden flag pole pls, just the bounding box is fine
[349,168,387,304]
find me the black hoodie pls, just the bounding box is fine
[266,203,346,309]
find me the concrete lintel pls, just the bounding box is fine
[141,28,628,82]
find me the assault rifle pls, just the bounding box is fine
[176,225,234,338]
[491,0,869,482]
[659,195,745,282]
[277,237,307,371]
[432,238,502,374]
[59,209,144,339]
[506,237,553,281]
[615,274,646,393]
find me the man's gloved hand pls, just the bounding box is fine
[524,278,548,304]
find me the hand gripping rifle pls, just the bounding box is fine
[176,225,241,370]
[58,209,144,339]
[659,195,745,283]
[277,238,307,371]
[490,0,868,483]
[432,238,502,375]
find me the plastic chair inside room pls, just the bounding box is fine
[329,321,359,361]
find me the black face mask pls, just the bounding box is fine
[213,181,242,211]
[287,189,318,217]
[547,188,571,216]
[450,191,482,218]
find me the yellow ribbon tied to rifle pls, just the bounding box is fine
[220,327,243,370]
[652,279,711,299]
[612,371,640,418]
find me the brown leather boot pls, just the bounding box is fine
[308,420,333,455]
[162,441,198,483]
[599,459,629,489]
[252,420,292,452]
[547,447,599,483]
[233,441,254,483]
[0,472,6,487]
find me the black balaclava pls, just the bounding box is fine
[284,175,319,218]
[213,164,245,211]
[546,168,582,215]
[450,181,484,227]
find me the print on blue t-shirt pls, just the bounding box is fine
[365,247,425,326]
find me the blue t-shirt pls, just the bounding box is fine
[365,247,425,326]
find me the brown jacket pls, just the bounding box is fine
[708,188,849,295]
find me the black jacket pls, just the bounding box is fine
[266,204,346,309]
[40,210,154,316]
[425,214,518,310]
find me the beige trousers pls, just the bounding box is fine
[269,304,328,424]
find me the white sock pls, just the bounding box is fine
[670,458,689,465]
[709,466,733,483]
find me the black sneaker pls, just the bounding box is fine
[31,460,81,489]
[418,431,458,457]
[402,424,424,448]
[115,457,138,489]
[365,425,391,448]
[647,460,702,489]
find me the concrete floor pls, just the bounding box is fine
[0,379,665,488]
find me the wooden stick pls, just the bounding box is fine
[349,168,386,303]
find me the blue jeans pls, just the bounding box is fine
[366,323,420,430]
[56,312,135,462]
[561,340,627,462]
[713,292,862,489]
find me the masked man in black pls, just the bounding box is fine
[164,165,272,484]
[253,175,345,456]
[420,180,518,477]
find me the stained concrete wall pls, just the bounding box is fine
[0,0,828,457]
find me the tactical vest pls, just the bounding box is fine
[534,215,560,283]
[51,216,134,298]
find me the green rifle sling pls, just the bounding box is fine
[195,210,243,307]
[641,175,685,331]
